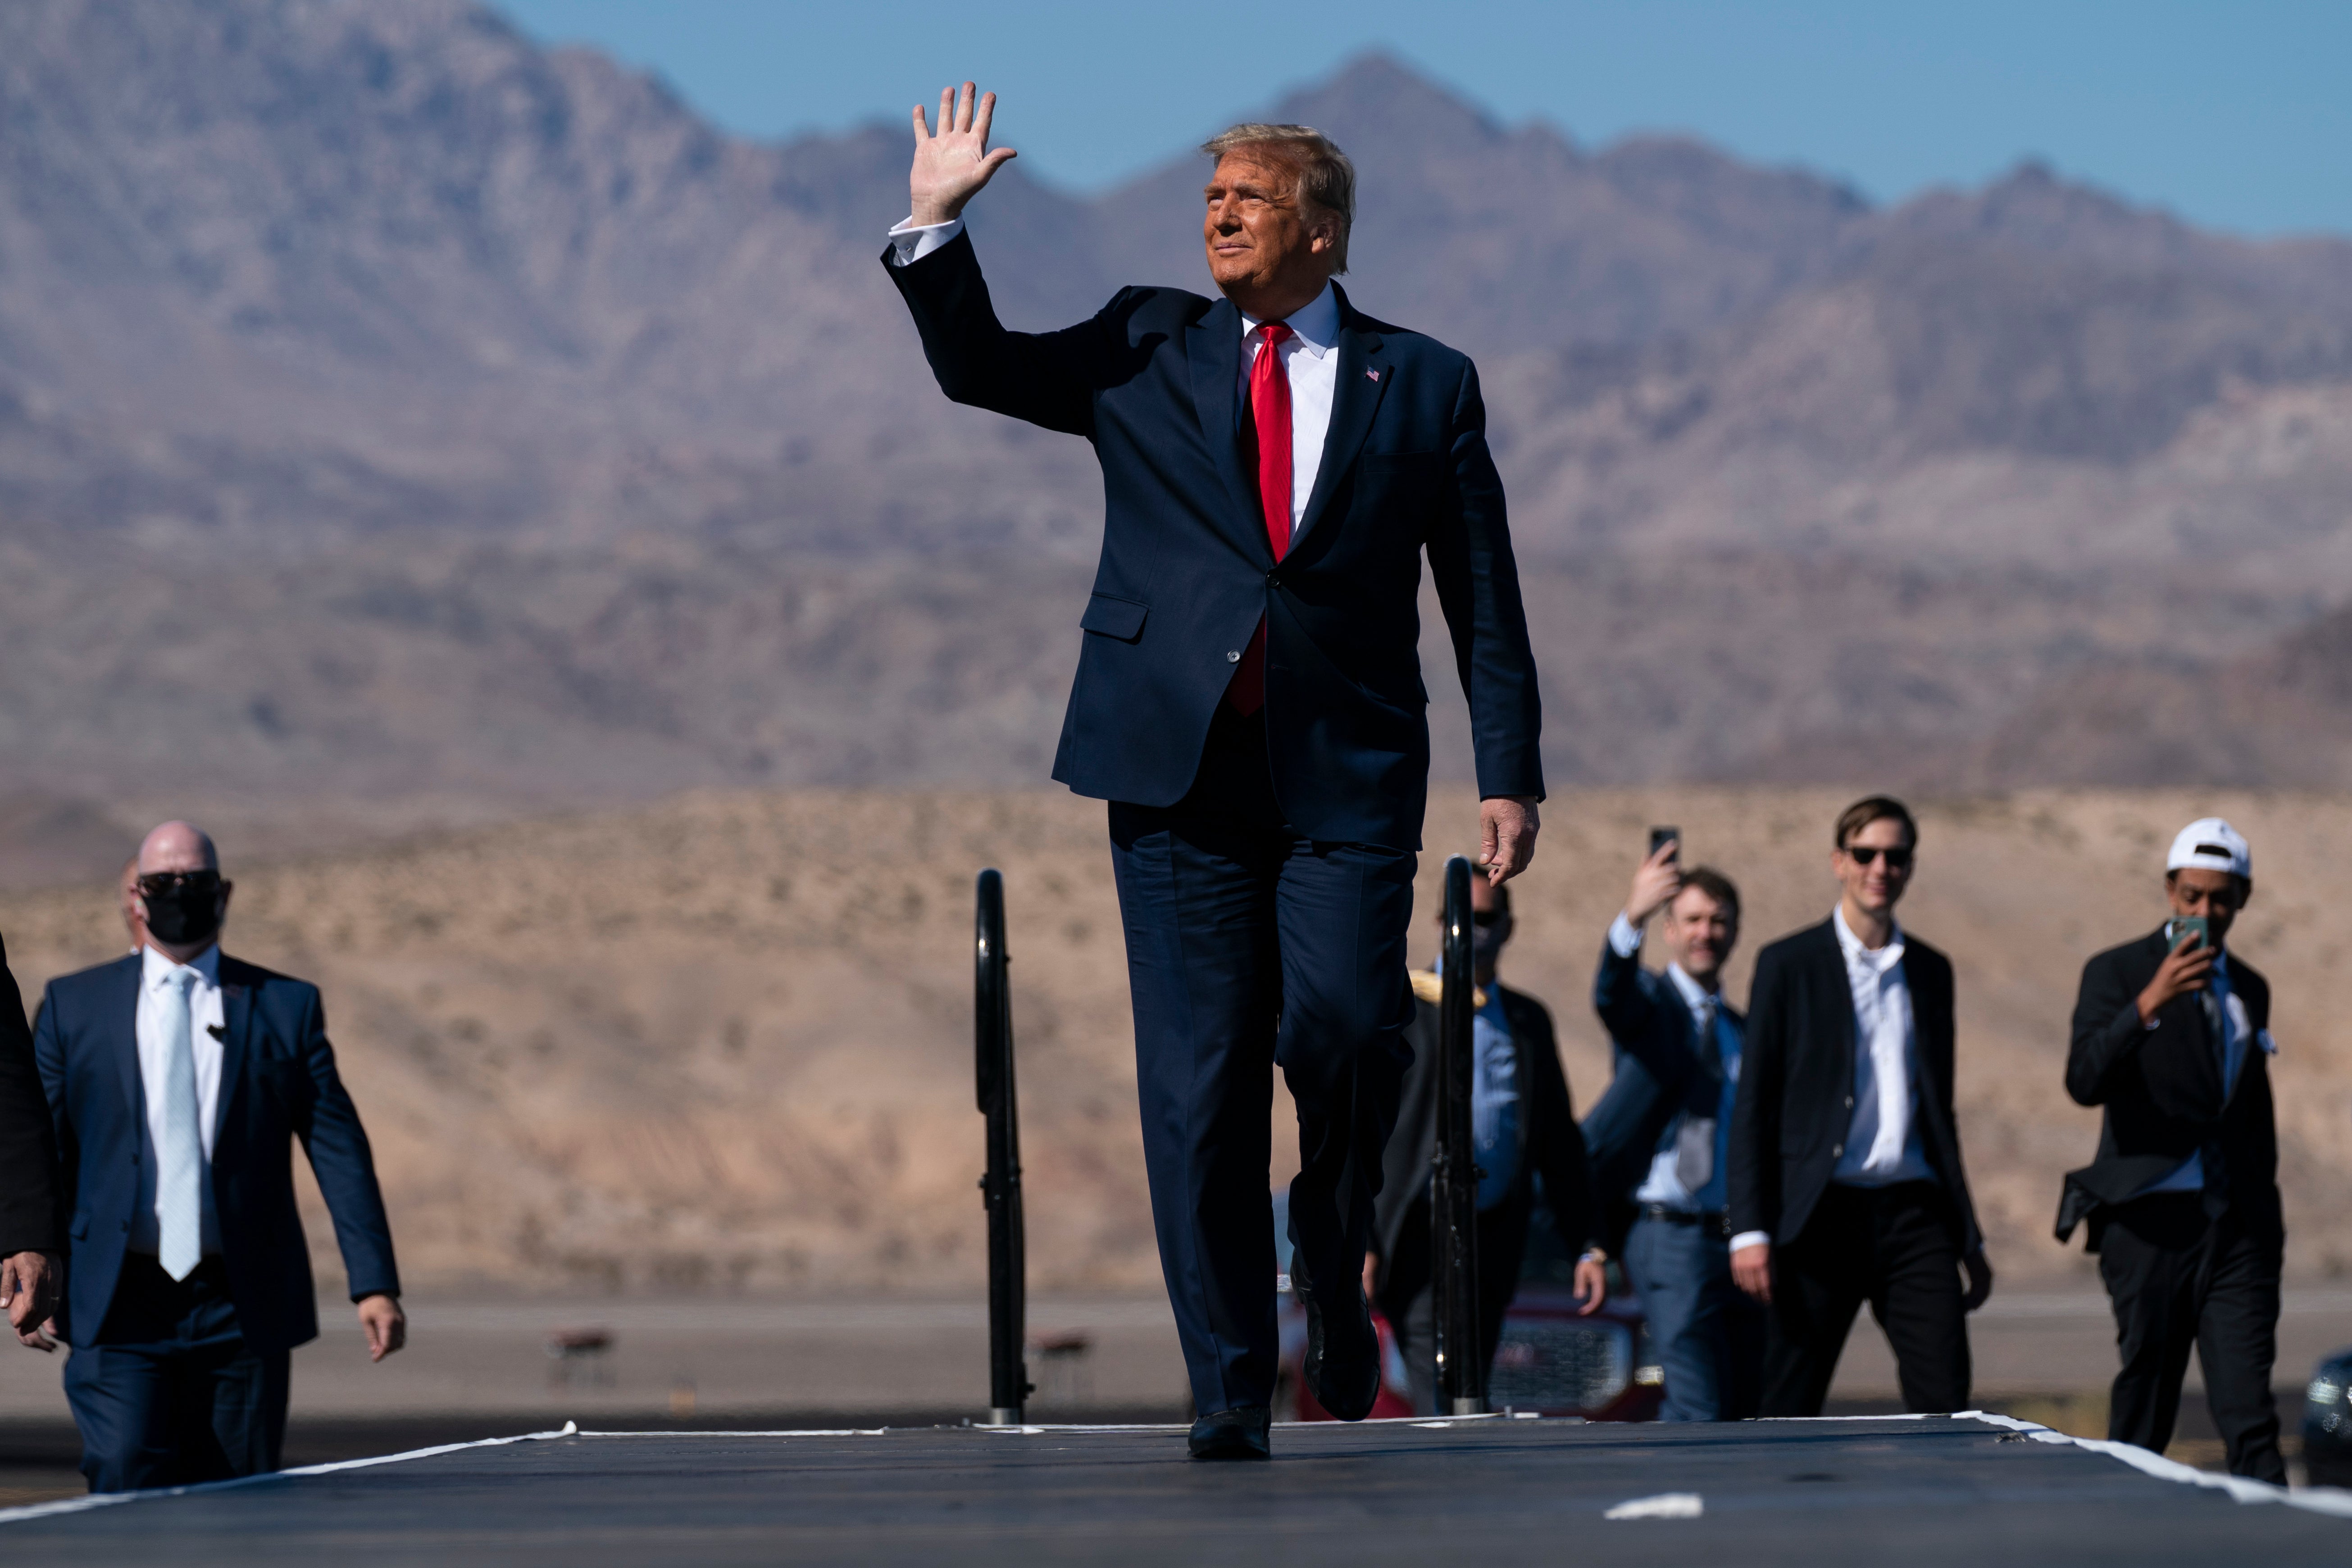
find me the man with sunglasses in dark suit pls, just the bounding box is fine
[30,821,404,1492]
[2057,819,2285,1482]
[1728,797,1993,1416]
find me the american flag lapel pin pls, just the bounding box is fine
[1365,368,1381,382]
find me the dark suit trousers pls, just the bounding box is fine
[2098,1193,2285,1483]
[1378,1193,1528,1417]
[1109,706,1415,1415]
[63,1255,289,1493]
[1763,1182,1969,1416]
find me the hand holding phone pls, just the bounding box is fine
[1628,827,1685,926]
[2138,917,2217,1024]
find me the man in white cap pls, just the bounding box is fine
[2057,817,2284,1482]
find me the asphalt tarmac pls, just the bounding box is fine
[3,1415,2348,1566]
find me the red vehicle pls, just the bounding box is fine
[1274,1193,1662,1422]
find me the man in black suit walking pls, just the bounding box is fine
[1728,797,1992,1416]
[2057,818,2285,1482]
[886,87,1544,1458]
[1372,870,1606,1414]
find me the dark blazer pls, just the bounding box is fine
[33,953,400,1354]
[1374,982,1598,1276]
[2056,930,2278,1247]
[0,933,61,1256]
[884,232,1543,850]
[1727,920,1982,1255]
[1588,937,1744,1202]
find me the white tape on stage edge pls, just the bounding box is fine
[0,1425,580,1526]
[1956,1412,2352,1520]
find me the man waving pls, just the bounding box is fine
[886,86,1544,1458]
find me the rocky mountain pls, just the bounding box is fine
[4,0,2352,869]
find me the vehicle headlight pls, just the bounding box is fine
[2309,1378,2344,1410]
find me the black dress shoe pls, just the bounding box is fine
[1290,1246,1380,1421]
[1187,1406,1271,1460]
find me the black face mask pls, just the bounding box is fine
[141,875,223,947]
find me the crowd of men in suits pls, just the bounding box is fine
[0,803,2293,1489]
[1394,795,2285,1482]
[0,91,2294,1491]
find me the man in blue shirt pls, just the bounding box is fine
[1588,844,1764,1421]
[1372,872,1606,1414]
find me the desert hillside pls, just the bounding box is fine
[5,2,2352,838]
[6,786,2349,1296]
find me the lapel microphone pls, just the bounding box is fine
[206,1024,227,1041]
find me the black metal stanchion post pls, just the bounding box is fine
[975,868,1030,1427]
[1430,854,1488,1416]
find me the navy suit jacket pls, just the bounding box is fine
[33,953,400,1354]
[1587,940,1744,1201]
[885,232,1543,849]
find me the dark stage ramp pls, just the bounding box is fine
[4,1414,2349,1565]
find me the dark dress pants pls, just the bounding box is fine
[2097,1192,2286,1483]
[63,1255,289,1493]
[1109,706,1416,1416]
[1378,1191,1529,1416]
[1626,1214,1765,1422]
[1761,1181,1969,1417]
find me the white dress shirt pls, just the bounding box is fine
[1829,906,1932,1188]
[133,944,225,1256]
[887,216,1342,536]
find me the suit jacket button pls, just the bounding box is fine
[1265,572,1278,584]
[1832,1144,1844,1157]
[1226,650,1242,663]
[1845,1095,1855,1109]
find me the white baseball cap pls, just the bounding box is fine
[2166,817,2250,879]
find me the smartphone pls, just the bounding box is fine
[2172,916,2210,953]
[1649,826,1681,862]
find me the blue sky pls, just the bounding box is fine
[497,0,2352,237]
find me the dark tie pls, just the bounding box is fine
[1225,320,1293,717]
[2199,987,2230,1213]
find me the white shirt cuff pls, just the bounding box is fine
[887,216,964,267]
[1607,912,1644,959]
[1729,1231,1771,1254]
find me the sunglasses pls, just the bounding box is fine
[1471,908,1511,928]
[1842,845,1914,870]
[137,871,221,896]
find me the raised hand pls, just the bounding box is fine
[910,82,1017,227]
[1624,839,1684,927]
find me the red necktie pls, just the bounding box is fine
[1227,320,1293,717]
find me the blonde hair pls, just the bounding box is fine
[1201,123,1355,273]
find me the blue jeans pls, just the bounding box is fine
[1626,1214,1765,1422]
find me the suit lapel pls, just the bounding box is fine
[1815,920,1857,1086]
[1292,288,1391,549]
[216,958,255,1143]
[109,955,144,1127]
[1185,300,1273,559]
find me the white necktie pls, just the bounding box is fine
[156,969,204,1281]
